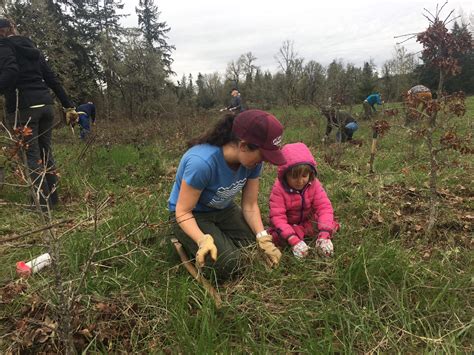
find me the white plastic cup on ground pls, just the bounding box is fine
[16,253,52,277]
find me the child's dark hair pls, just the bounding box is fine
[187,113,259,151]
[286,164,316,181]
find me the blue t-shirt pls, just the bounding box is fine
[168,144,263,212]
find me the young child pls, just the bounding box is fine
[269,142,338,258]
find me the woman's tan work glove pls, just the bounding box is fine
[256,230,281,267]
[64,107,79,125]
[195,234,218,268]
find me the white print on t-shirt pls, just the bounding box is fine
[207,178,248,208]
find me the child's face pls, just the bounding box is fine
[286,172,310,191]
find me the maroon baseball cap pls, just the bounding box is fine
[232,109,286,165]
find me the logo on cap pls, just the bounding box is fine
[272,135,282,147]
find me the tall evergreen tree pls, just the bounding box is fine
[5,0,92,100]
[136,0,175,74]
[326,60,345,104]
[445,22,474,94]
[358,61,378,100]
[77,0,126,117]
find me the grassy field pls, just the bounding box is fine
[0,98,472,353]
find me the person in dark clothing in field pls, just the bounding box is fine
[321,107,359,143]
[0,18,77,209]
[76,101,96,140]
[220,88,244,113]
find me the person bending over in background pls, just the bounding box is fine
[407,84,432,101]
[76,101,96,140]
[363,92,382,119]
[269,142,338,258]
[0,18,77,209]
[404,84,432,125]
[168,110,286,282]
[321,107,359,142]
[407,84,432,110]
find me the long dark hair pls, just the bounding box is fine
[187,113,238,148]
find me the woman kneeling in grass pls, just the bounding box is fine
[168,110,286,281]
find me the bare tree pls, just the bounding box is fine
[225,59,243,86]
[240,52,259,82]
[299,60,325,104]
[275,40,304,106]
[383,45,417,100]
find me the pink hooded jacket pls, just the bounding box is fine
[269,143,337,247]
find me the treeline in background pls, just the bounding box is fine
[1,0,473,120]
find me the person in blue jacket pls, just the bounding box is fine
[363,93,382,119]
[76,101,96,140]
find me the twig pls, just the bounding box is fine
[94,247,138,265]
[0,182,30,188]
[423,7,437,22]
[423,13,433,24]
[0,218,73,243]
[393,32,420,39]
[397,34,418,45]
[171,238,222,308]
[444,15,461,27]
[77,133,97,162]
[0,122,14,140]
[394,322,470,344]
[73,193,103,297]
[24,317,57,331]
[367,335,388,354]
[442,10,455,25]
[368,130,378,174]
[437,1,449,18]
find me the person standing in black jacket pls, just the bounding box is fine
[0,18,77,209]
[220,88,244,113]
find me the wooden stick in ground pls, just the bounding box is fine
[368,130,378,174]
[171,238,222,308]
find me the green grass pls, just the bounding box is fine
[0,98,472,352]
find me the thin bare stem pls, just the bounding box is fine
[1,218,73,243]
[393,32,420,39]
[396,35,417,45]
[437,1,449,18]
[423,8,437,22]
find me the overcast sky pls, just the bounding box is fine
[121,0,473,80]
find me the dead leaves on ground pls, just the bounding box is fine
[363,182,472,247]
[2,290,139,352]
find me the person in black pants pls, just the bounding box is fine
[220,88,244,113]
[321,107,359,143]
[0,18,77,209]
[76,101,96,140]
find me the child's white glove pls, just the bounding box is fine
[316,238,333,257]
[292,240,309,258]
